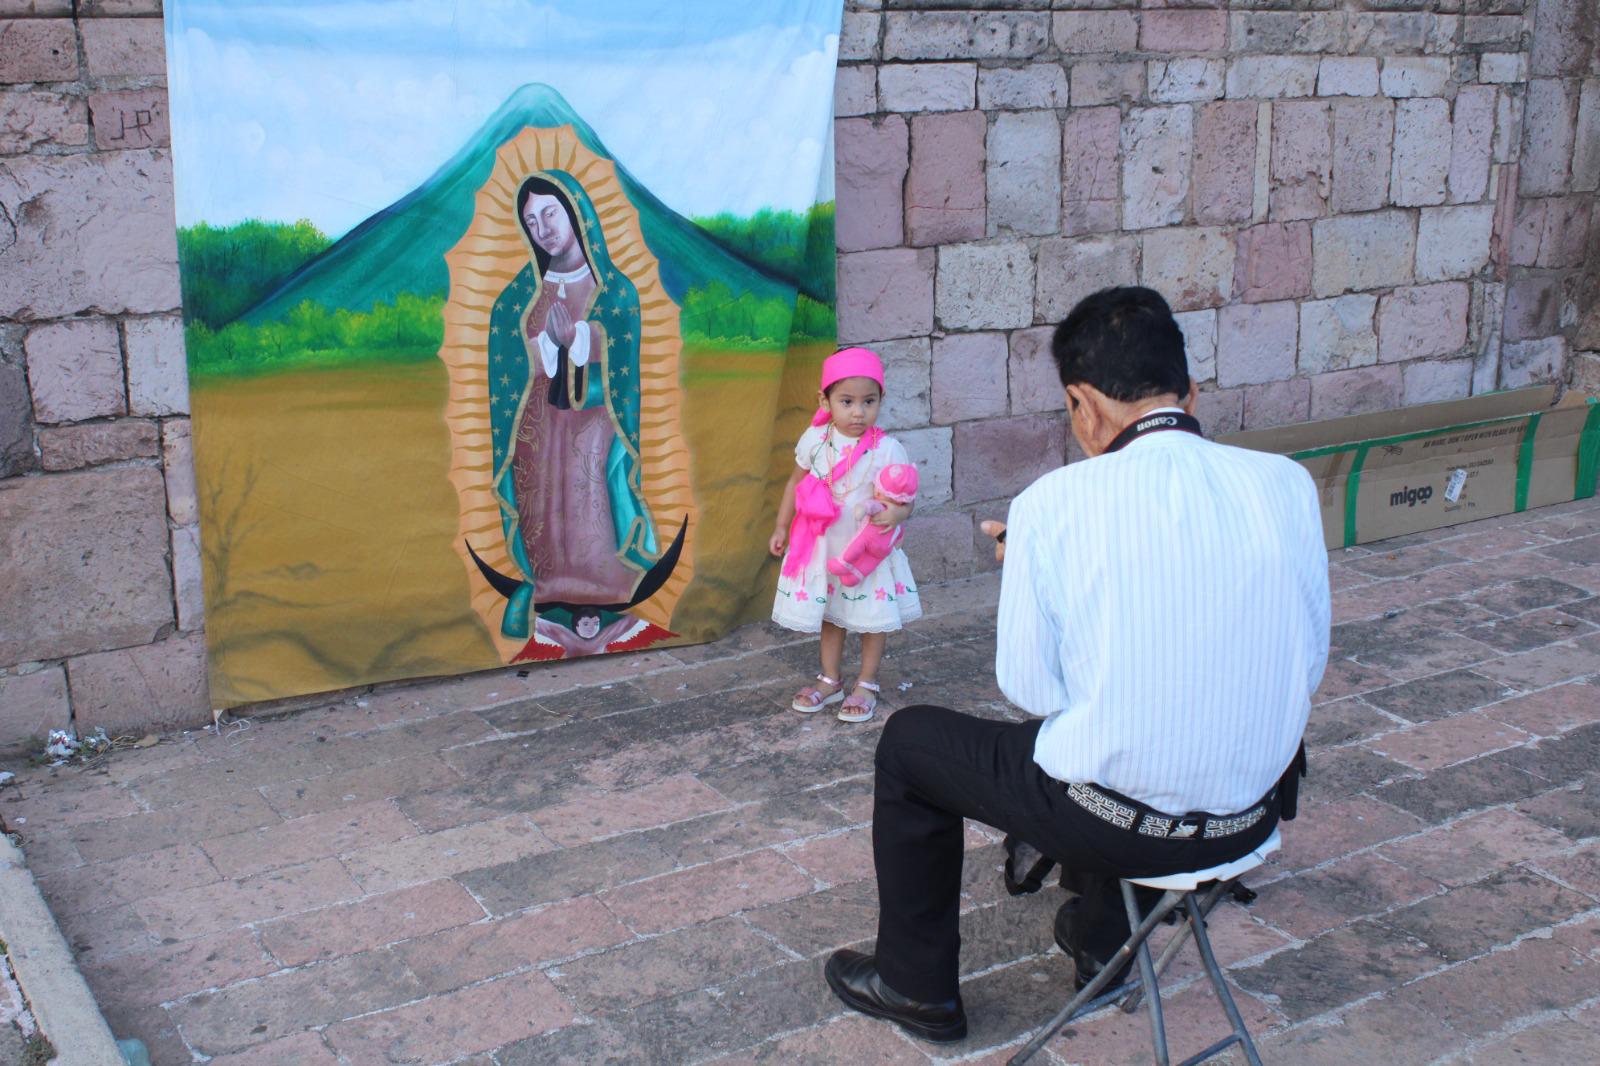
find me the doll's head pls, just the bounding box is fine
[874,463,919,505]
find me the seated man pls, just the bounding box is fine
[824,286,1331,1042]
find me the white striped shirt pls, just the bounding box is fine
[996,422,1331,815]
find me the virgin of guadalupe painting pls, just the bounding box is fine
[442,127,697,662]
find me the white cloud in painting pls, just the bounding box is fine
[166,0,841,235]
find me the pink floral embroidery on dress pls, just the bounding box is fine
[895,582,906,595]
[796,587,809,602]
[874,587,887,601]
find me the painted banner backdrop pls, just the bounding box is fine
[165,0,842,706]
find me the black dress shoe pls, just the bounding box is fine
[1053,899,1132,993]
[824,950,967,1042]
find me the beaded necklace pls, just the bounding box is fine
[817,423,872,501]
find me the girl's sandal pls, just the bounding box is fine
[838,680,880,724]
[792,674,844,714]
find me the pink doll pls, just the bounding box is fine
[827,463,919,587]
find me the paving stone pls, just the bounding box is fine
[1313,658,1398,704]
[69,790,282,863]
[713,1013,929,1066]
[1230,919,1440,1022]
[169,948,425,1058]
[1302,744,1416,805]
[600,848,814,935]
[1466,608,1597,654]
[1490,680,1600,737]
[1379,807,1572,887]
[1367,711,1531,770]
[742,877,880,958]
[1392,931,1600,1039]
[457,832,680,916]
[1376,744,1555,824]
[1382,866,1594,962]
[340,813,555,894]
[137,856,362,942]
[1051,972,1283,1066]
[1269,795,1428,874]
[325,969,574,1065]
[83,929,274,1010]
[203,1032,341,1066]
[257,878,485,968]
[551,915,786,1012]
[1256,993,1464,1066]
[1460,1015,1600,1064]
[1251,851,1443,939]
[1304,696,1397,749]
[35,843,218,917]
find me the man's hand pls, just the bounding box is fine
[980,520,1006,564]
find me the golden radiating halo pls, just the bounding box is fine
[438,124,696,661]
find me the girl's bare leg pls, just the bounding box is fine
[820,621,847,683]
[859,631,886,686]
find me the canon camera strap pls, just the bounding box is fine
[1104,410,1202,455]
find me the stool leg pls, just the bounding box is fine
[1122,886,1214,1013]
[1184,890,1264,1066]
[1123,880,1170,1066]
[1008,895,1176,1066]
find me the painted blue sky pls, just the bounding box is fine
[166,0,841,236]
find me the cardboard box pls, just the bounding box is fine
[1223,386,1600,549]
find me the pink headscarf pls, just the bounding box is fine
[811,347,886,426]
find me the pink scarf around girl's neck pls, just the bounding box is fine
[781,426,884,579]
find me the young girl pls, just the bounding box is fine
[769,347,922,722]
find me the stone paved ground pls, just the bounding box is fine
[3,499,1600,1065]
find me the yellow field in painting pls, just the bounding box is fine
[191,343,826,707]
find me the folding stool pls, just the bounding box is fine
[1009,829,1280,1066]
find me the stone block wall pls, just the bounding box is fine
[0,0,206,749]
[839,0,1600,584]
[0,0,1596,737]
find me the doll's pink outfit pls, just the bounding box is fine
[827,463,919,587]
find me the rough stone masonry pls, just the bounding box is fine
[1,0,1597,740]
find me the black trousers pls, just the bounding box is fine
[872,705,1279,1003]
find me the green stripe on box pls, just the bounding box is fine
[1343,443,1371,548]
[1576,398,1600,500]
[1513,412,1542,513]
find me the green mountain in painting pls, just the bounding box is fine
[239,83,824,325]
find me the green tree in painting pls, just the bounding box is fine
[177,220,332,329]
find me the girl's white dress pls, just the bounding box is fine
[772,424,923,634]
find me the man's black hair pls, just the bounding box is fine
[1051,286,1191,403]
